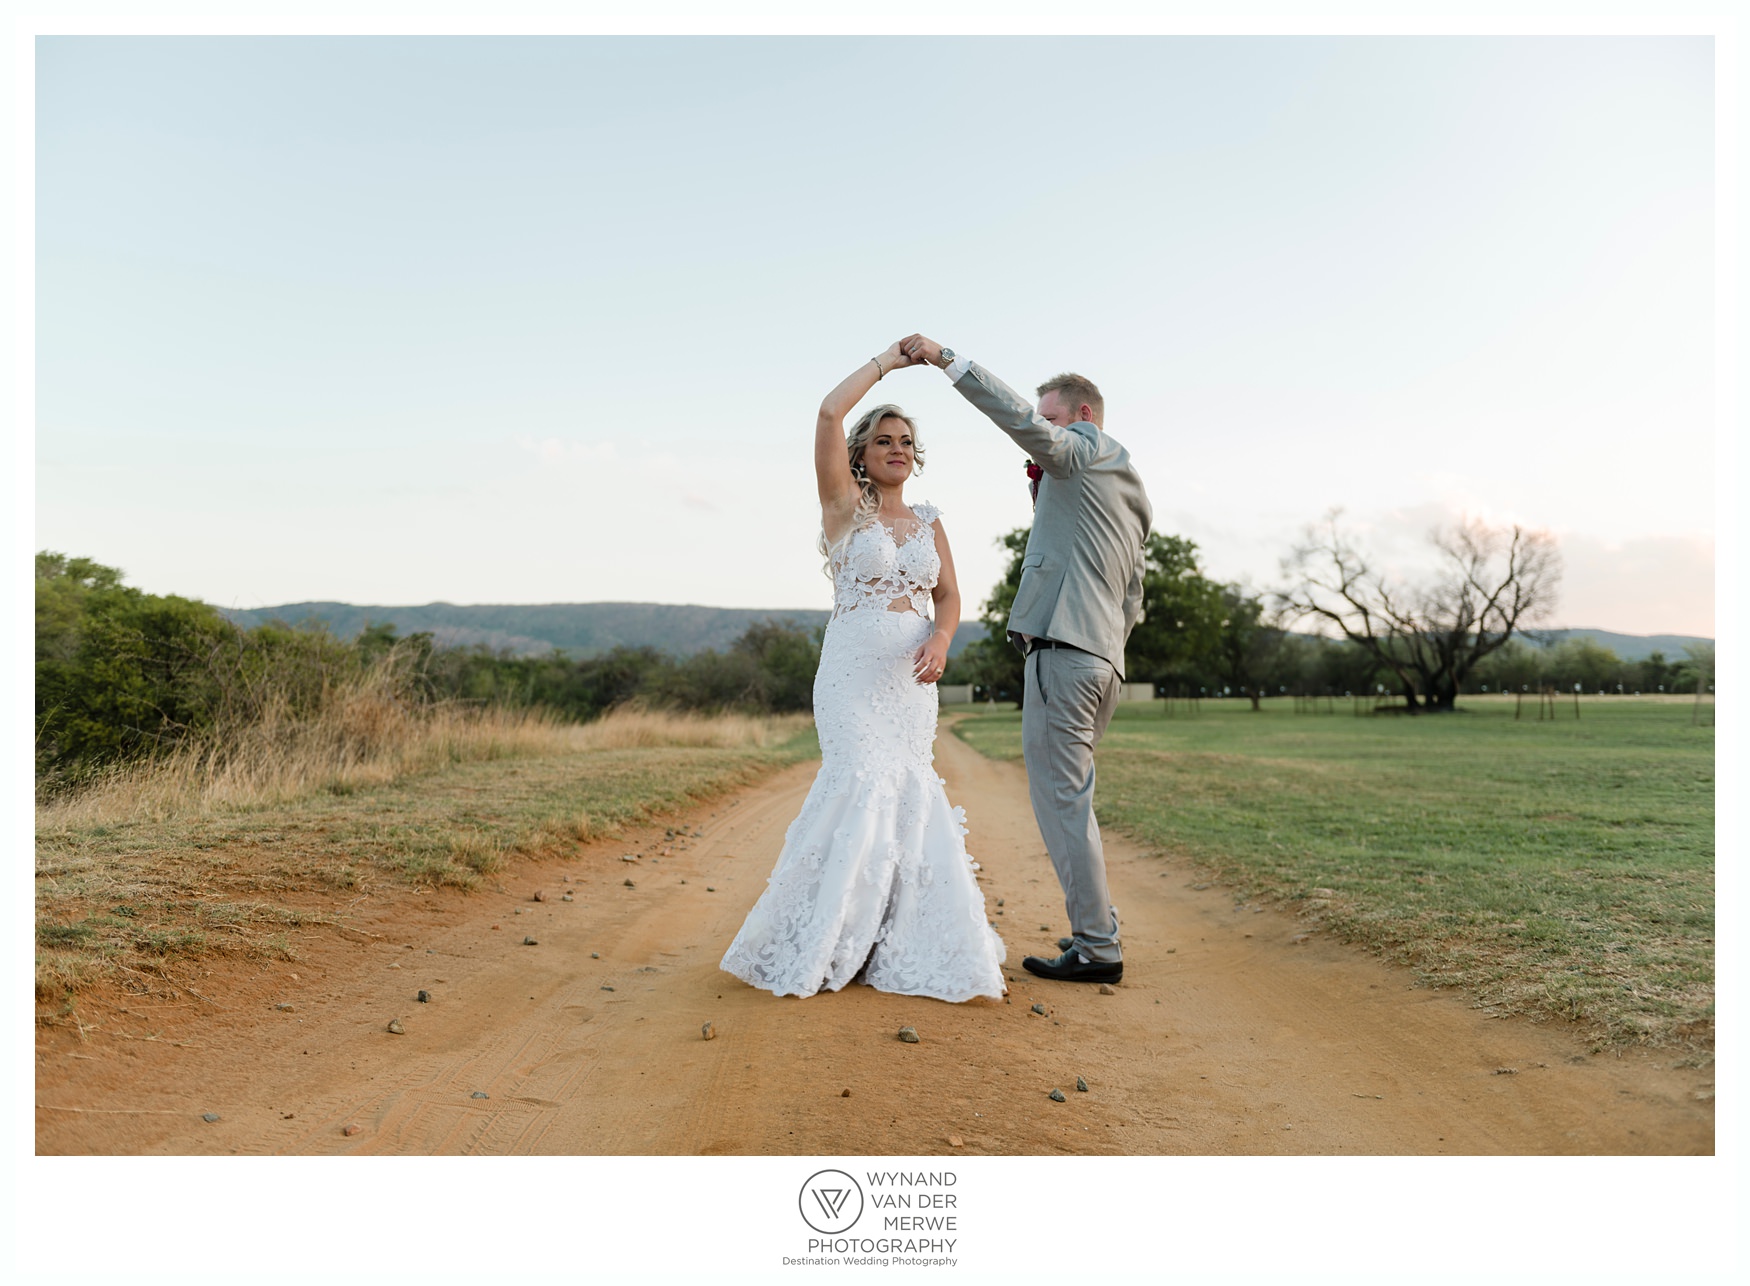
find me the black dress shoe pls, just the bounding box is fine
[1021,950,1123,984]
[1056,936,1075,953]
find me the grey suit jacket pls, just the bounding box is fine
[951,361,1153,680]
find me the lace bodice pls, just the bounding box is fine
[829,502,941,619]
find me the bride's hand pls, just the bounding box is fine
[899,334,944,367]
[912,631,950,685]
[879,339,920,372]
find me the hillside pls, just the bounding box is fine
[218,600,987,658]
[216,600,1707,664]
[1535,629,1712,662]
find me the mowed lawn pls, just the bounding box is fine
[952,697,1714,1053]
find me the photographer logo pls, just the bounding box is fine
[798,1169,864,1235]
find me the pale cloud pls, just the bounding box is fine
[1553,532,1715,637]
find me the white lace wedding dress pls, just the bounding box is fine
[719,503,1007,1002]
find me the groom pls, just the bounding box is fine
[900,335,1152,984]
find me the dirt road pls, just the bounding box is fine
[36,728,1713,1155]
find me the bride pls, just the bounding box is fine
[719,341,1007,1002]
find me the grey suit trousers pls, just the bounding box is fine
[1022,645,1123,963]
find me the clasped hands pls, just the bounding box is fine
[876,334,947,375]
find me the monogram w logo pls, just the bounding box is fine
[813,1188,851,1219]
[798,1169,864,1234]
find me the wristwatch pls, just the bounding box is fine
[937,346,956,368]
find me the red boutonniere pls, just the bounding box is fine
[1025,459,1042,507]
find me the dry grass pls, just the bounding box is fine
[35,692,818,1017]
[38,680,811,829]
[564,705,812,752]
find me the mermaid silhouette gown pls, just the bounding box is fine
[719,503,1007,1002]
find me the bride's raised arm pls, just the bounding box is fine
[816,340,916,543]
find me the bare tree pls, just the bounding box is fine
[1278,511,1561,712]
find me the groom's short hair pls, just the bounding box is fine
[1036,373,1104,424]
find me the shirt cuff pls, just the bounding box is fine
[942,355,973,383]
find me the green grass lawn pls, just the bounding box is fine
[953,696,1714,1053]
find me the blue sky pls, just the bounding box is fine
[35,34,1715,633]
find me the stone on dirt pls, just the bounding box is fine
[948,1134,964,1147]
[472,1091,489,1100]
[702,1021,715,1041]
[1076,1076,1089,1092]
[343,1123,361,1136]
[561,894,574,902]
[623,879,636,888]
[387,1019,405,1034]
[841,1088,852,1097]
[201,1112,220,1123]
[417,990,430,1003]
[1048,1089,1066,1103]
[523,936,538,946]
[1030,1004,1047,1016]
[1098,983,1117,995]
[897,1026,920,1043]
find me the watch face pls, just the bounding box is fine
[940,348,956,364]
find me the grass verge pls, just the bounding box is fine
[953,696,1713,1053]
[36,708,818,1016]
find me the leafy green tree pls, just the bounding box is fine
[1670,642,1714,695]
[1634,650,1672,693]
[949,527,1228,703]
[36,552,237,774]
[1208,586,1289,710]
[1280,634,1381,697]
[731,619,822,712]
[1470,638,1543,694]
[945,527,1030,704]
[1126,533,1224,683]
[1543,637,1623,692]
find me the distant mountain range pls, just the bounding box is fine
[1525,628,1712,663]
[216,600,989,658]
[215,600,1707,664]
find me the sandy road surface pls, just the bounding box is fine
[37,729,1713,1156]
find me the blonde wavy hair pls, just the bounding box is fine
[818,403,925,573]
